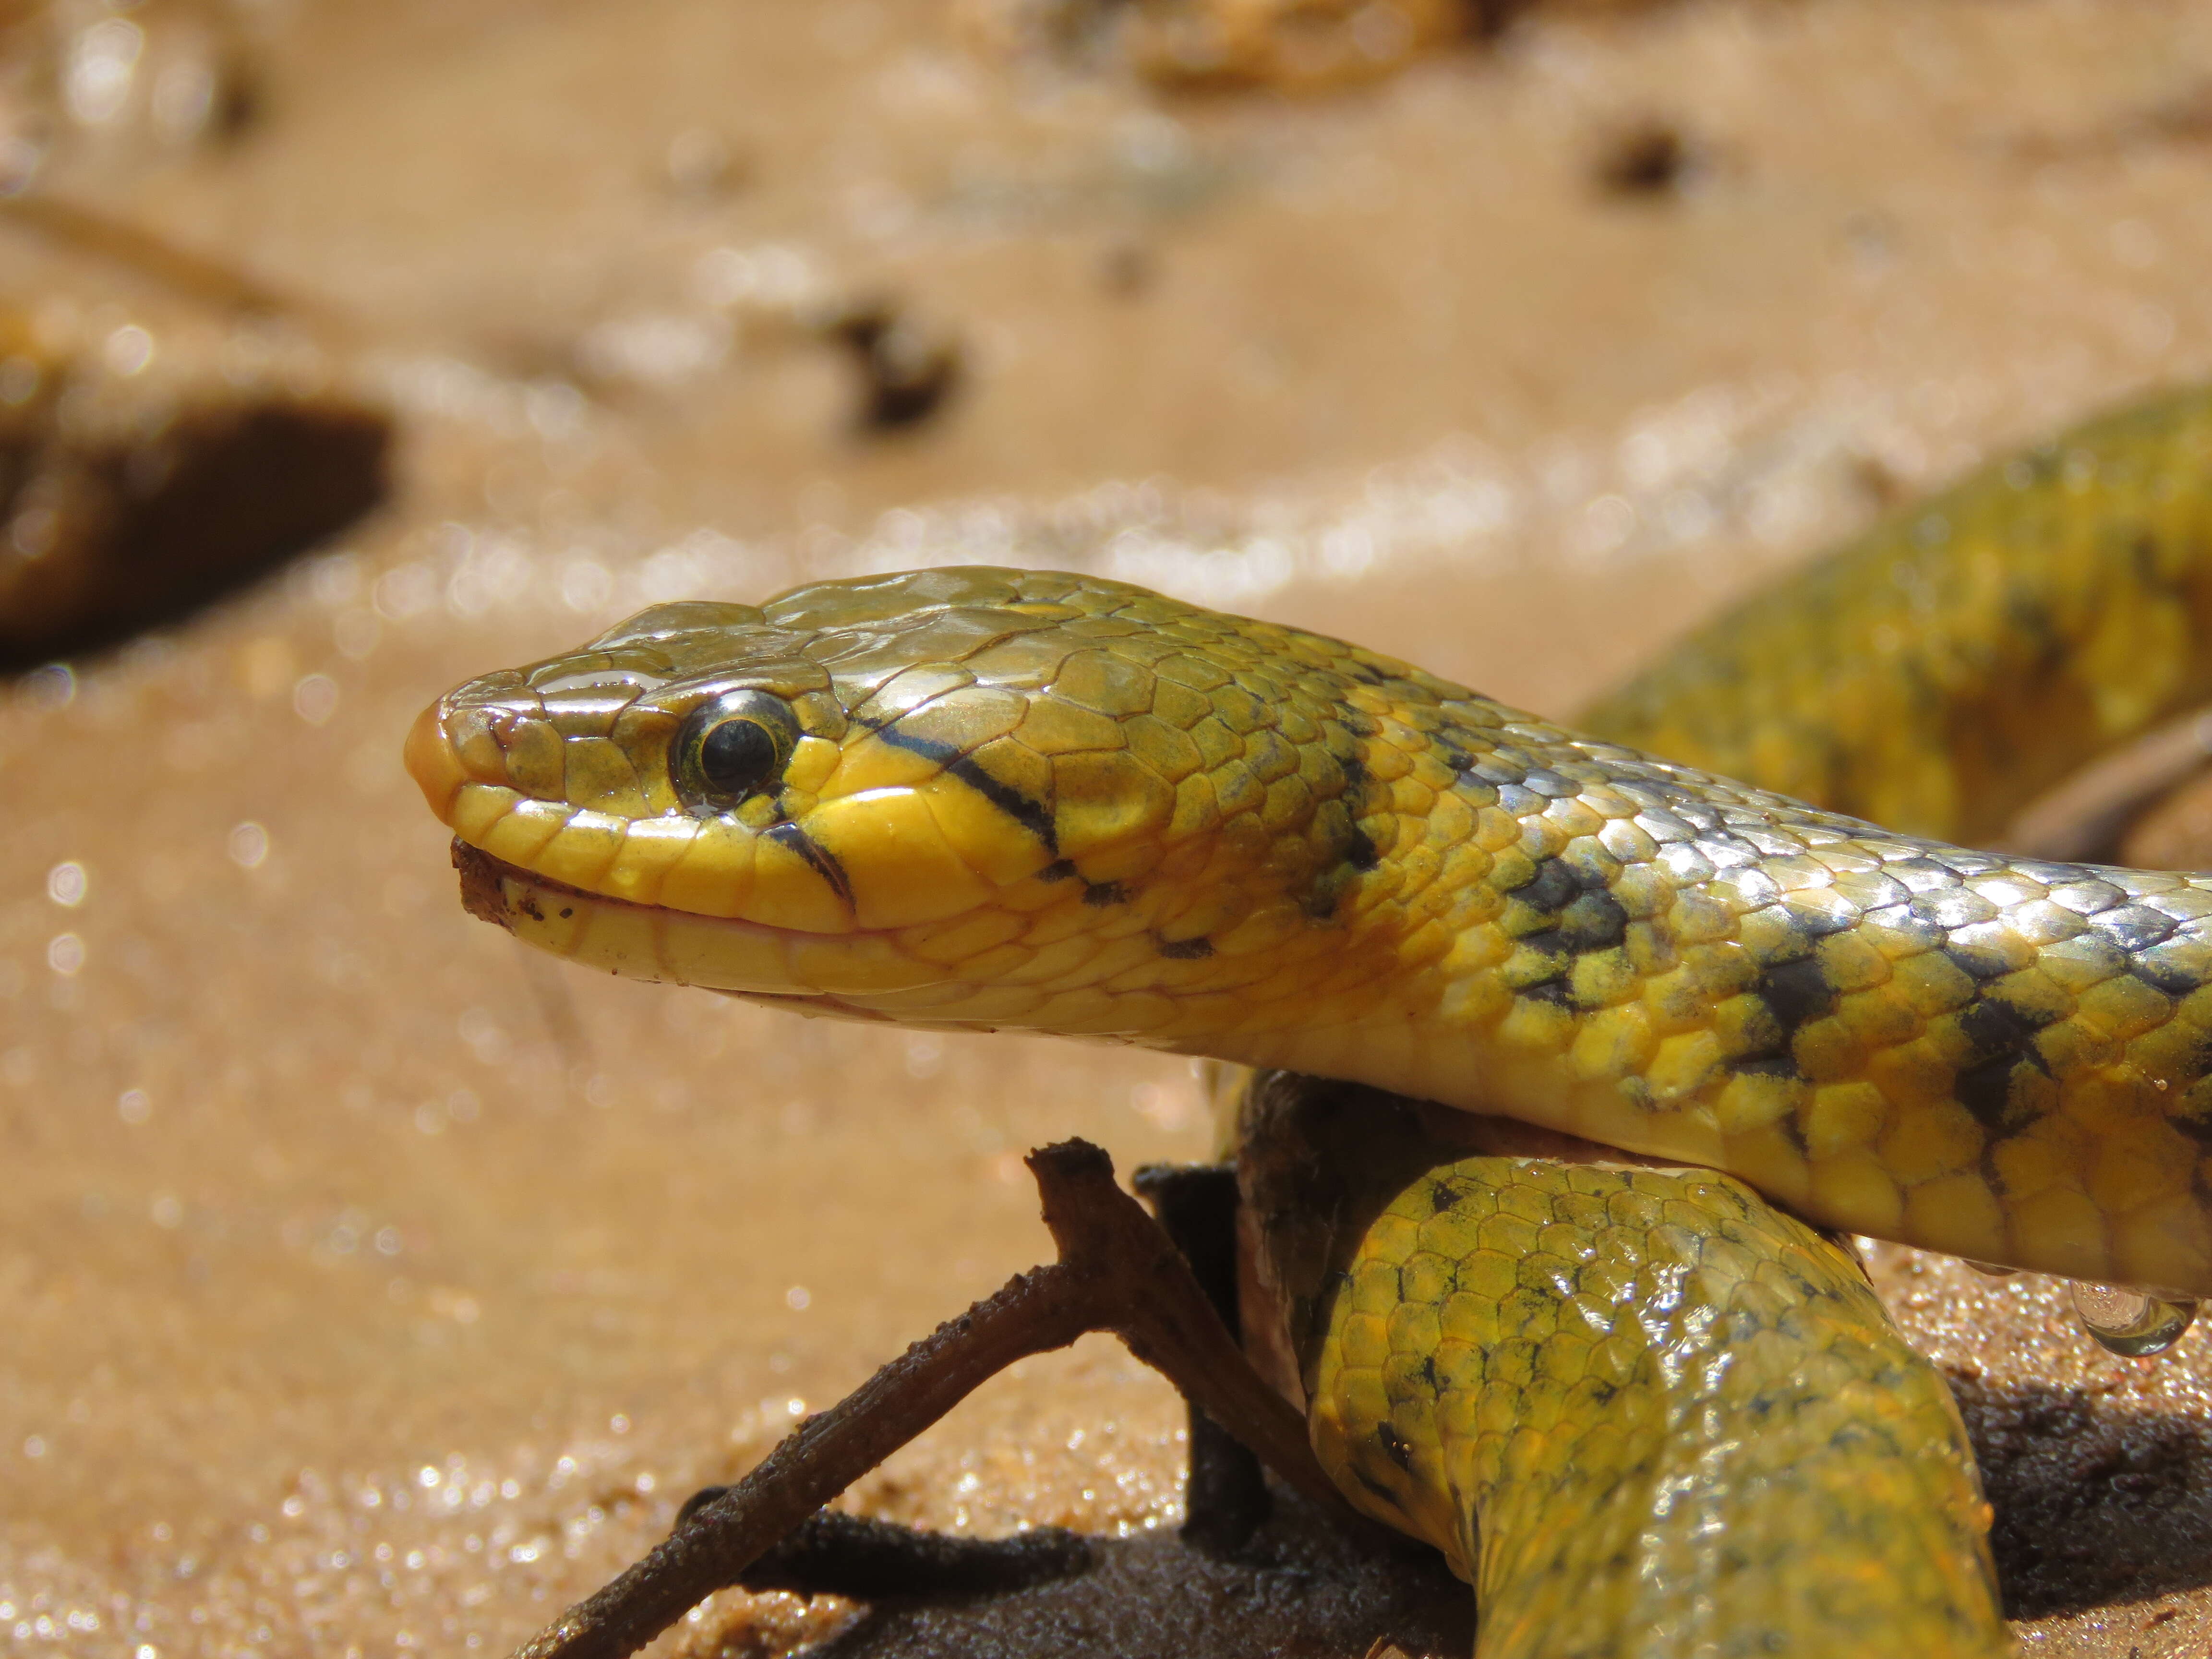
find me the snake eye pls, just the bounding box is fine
[677,690,801,809]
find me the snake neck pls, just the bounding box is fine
[1199,691,2212,1299]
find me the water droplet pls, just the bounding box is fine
[1964,1259,2018,1279]
[2070,1281,2198,1357]
[227,822,269,869]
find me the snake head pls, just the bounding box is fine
[406,566,1447,1040]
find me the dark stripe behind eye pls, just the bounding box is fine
[765,821,855,907]
[864,719,1058,854]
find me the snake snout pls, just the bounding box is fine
[404,699,469,820]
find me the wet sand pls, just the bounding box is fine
[12,1,2212,1654]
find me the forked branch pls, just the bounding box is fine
[505,1139,1353,1659]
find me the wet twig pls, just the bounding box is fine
[505,1138,1357,1659]
[0,193,304,319]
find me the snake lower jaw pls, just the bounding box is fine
[450,842,991,1035]
[449,839,835,997]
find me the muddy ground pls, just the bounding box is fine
[12,1,2212,1654]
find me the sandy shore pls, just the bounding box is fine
[10,2,2212,1653]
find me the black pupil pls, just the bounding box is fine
[698,718,779,798]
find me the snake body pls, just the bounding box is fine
[1583,386,2212,846]
[1238,1073,2000,1658]
[406,390,2212,1651]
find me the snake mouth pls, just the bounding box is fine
[447,839,925,1007]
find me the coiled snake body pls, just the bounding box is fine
[409,388,2212,1655]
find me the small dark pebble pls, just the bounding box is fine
[1594,120,1696,199]
[825,301,962,434]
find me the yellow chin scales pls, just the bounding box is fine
[464,855,801,995]
[529,878,952,1000]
